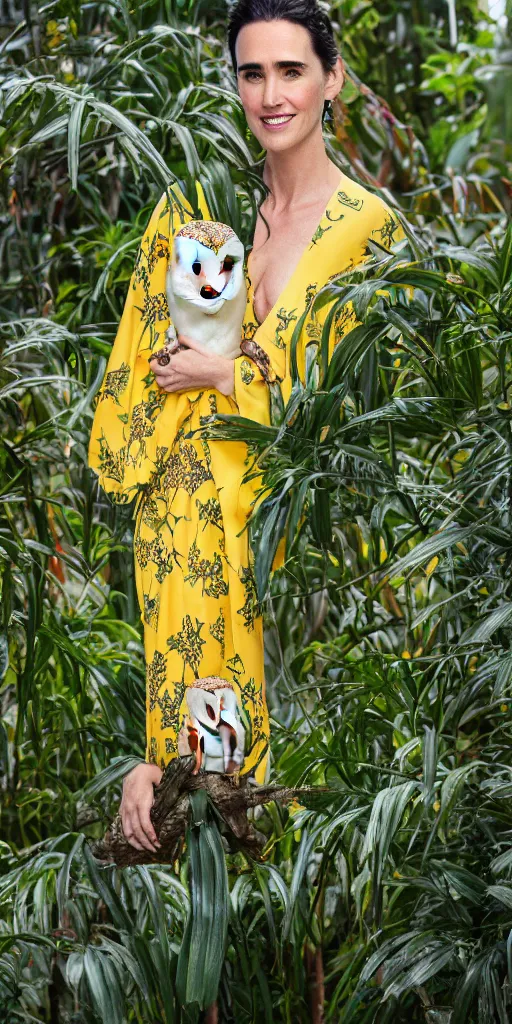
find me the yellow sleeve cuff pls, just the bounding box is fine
[232,354,271,427]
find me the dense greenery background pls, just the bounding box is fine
[1,0,512,1020]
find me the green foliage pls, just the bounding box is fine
[0,0,511,1021]
[176,791,229,1011]
[208,181,512,1023]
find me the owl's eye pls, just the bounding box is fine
[222,257,235,272]
[192,260,201,275]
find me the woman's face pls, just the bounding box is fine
[235,19,343,152]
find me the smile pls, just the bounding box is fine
[200,285,221,299]
[261,114,295,128]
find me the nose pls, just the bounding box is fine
[262,72,283,109]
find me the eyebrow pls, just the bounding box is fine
[237,60,307,73]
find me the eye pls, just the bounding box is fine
[192,260,201,275]
[242,68,300,81]
[222,256,235,272]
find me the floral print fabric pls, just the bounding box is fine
[88,174,401,783]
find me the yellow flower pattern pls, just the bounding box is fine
[88,174,402,783]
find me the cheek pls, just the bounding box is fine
[294,80,324,114]
[238,85,259,118]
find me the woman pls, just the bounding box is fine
[88,0,401,854]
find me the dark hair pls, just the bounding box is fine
[227,0,339,121]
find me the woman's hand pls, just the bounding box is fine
[149,333,235,396]
[120,762,163,853]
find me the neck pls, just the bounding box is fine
[261,131,341,211]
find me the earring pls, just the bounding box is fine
[323,99,333,123]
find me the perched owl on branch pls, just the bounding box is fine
[177,676,246,775]
[155,220,246,366]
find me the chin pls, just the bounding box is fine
[255,130,297,151]
[252,117,321,153]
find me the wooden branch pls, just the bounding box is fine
[92,755,324,866]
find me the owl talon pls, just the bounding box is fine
[154,347,171,366]
[165,325,180,353]
[148,325,181,367]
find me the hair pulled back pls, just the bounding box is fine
[227,0,339,120]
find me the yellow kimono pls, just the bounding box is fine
[88,172,400,784]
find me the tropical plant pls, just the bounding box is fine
[1,0,511,1021]
[207,201,512,1022]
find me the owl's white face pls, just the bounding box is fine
[186,686,221,729]
[170,224,245,316]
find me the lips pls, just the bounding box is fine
[261,114,295,127]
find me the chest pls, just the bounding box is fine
[248,200,329,326]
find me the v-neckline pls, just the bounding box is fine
[246,173,344,331]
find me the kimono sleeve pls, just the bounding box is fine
[232,355,271,427]
[88,187,191,504]
[329,198,405,356]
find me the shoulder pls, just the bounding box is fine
[336,172,392,216]
[137,180,211,272]
[335,173,401,243]
[144,183,193,240]
[335,173,399,225]
[149,180,211,236]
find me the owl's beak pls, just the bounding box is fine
[200,284,221,300]
[198,260,234,300]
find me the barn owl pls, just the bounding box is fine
[158,220,246,364]
[177,676,246,775]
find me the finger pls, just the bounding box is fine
[131,806,159,852]
[139,796,161,848]
[126,834,145,852]
[154,371,174,388]
[151,367,176,388]
[122,813,146,852]
[149,355,177,379]
[160,370,186,392]
[149,357,173,377]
